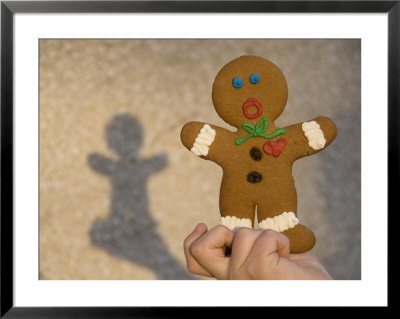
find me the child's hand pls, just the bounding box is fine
[183,223,332,280]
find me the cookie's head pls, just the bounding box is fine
[212,56,288,128]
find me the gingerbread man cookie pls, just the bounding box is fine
[181,56,337,253]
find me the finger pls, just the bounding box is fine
[190,225,234,279]
[245,230,291,278]
[183,223,212,277]
[184,223,208,252]
[191,224,234,253]
[229,227,262,273]
[256,229,290,259]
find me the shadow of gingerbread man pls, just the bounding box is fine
[88,114,193,279]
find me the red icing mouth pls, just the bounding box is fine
[242,98,263,119]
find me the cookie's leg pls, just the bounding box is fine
[257,200,315,253]
[281,224,316,254]
[219,188,255,232]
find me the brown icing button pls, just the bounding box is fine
[250,147,262,161]
[247,172,262,183]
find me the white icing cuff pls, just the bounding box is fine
[258,212,299,232]
[302,121,326,150]
[190,124,216,156]
[221,216,252,232]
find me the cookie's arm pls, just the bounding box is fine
[285,116,337,158]
[181,121,229,163]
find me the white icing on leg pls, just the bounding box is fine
[258,212,299,232]
[221,216,252,232]
[191,124,216,156]
[302,121,326,150]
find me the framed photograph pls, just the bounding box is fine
[1,0,396,316]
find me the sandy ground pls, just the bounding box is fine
[39,39,361,280]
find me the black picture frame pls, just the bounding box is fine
[1,1,396,317]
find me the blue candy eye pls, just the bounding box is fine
[250,73,260,84]
[232,77,243,88]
